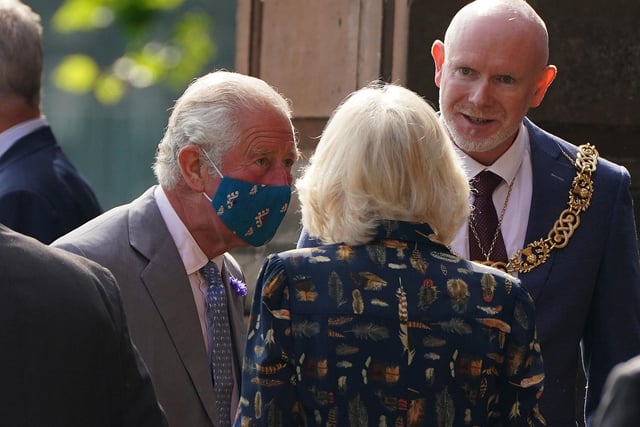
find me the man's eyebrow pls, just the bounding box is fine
[250,145,297,156]
[249,146,273,155]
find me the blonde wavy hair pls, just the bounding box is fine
[296,82,470,246]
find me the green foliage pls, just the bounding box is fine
[52,54,99,93]
[51,0,217,104]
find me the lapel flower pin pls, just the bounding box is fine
[229,276,247,296]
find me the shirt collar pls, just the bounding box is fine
[0,117,47,160]
[154,185,223,275]
[455,122,528,184]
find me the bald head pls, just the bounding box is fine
[431,0,557,164]
[445,0,550,68]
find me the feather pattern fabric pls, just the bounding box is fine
[235,221,545,426]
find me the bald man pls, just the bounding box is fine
[432,1,640,425]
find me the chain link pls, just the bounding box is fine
[476,143,598,274]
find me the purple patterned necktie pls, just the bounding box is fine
[469,170,508,262]
[201,261,233,427]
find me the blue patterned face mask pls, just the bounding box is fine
[202,151,291,246]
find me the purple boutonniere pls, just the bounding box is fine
[230,276,247,296]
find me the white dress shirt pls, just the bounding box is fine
[154,185,223,352]
[450,123,533,273]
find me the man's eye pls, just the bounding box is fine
[284,158,294,168]
[498,75,515,84]
[459,67,472,76]
[256,158,268,166]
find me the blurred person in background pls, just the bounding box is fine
[0,0,101,244]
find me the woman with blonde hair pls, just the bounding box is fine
[235,82,545,426]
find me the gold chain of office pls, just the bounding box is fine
[475,143,599,274]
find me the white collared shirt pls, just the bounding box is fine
[0,117,47,160]
[450,123,533,272]
[154,185,223,352]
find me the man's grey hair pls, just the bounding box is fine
[0,0,43,107]
[153,70,293,190]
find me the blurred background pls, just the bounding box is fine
[28,0,237,209]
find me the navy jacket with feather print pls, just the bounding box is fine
[235,220,545,426]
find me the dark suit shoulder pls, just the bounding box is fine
[525,117,629,182]
[0,224,168,427]
[1,224,120,310]
[0,126,101,242]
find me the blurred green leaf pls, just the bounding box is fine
[166,11,216,89]
[52,55,100,93]
[142,0,186,10]
[52,0,113,33]
[118,50,163,87]
[94,73,126,104]
[51,0,217,105]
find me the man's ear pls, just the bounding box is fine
[431,40,446,88]
[179,145,208,192]
[530,64,557,107]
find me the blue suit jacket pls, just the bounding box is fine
[297,118,640,426]
[519,118,640,426]
[0,126,102,243]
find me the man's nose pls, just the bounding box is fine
[264,163,292,186]
[468,80,491,105]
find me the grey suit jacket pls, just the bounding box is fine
[52,186,247,427]
[592,355,640,427]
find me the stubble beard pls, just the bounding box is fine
[441,113,518,155]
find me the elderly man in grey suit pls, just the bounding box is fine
[53,70,299,427]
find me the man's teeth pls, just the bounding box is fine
[466,115,489,124]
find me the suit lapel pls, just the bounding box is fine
[519,120,577,300]
[221,259,247,416]
[220,262,245,376]
[128,187,219,425]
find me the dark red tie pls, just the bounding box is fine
[468,171,508,262]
